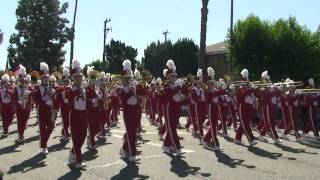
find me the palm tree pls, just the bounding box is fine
[199,0,209,71]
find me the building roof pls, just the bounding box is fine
[206,41,229,55]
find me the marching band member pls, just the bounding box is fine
[234,69,258,146]
[226,84,238,130]
[118,60,143,161]
[257,71,282,144]
[14,65,32,143]
[147,78,157,125]
[109,75,120,124]
[158,77,168,140]
[132,69,146,140]
[201,67,221,150]
[302,78,319,138]
[33,62,55,154]
[278,81,290,130]
[67,59,88,168]
[86,66,100,149]
[155,77,165,128]
[162,60,185,155]
[97,72,111,138]
[184,75,196,133]
[217,79,229,137]
[281,84,302,141]
[191,69,207,137]
[0,74,15,137]
[60,68,72,140]
[50,75,61,126]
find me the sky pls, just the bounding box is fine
[0,0,319,70]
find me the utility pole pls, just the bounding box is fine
[103,18,111,63]
[0,29,3,46]
[229,0,234,74]
[163,30,169,42]
[69,0,78,68]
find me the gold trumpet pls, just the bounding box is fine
[99,95,110,111]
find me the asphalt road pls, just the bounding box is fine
[0,111,320,180]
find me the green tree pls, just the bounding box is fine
[142,39,198,78]
[7,0,71,71]
[229,15,273,79]
[142,41,174,78]
[105,39,138,74]
[173,38,199,76]
[83,59,107,76]
[229,15,320,82]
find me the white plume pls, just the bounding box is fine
[163,69,168,77]
[134,69,141,79]
[63,68,70,77]
[197,69,203,77]
[10,76,16,83]
[123,60,132,71]
[87,66,94,76]
[50,75,57,82]
[229,84,235,90]
[166,59,176,71]
[1,74,10,83]
[19,64,27,77]
[308,78,315,86]
[106,73,111,82]
[151,78,157,85]
[26,74,31,82]
[285,78,291,84]
[207,67,215,78]
[240,69,249,78]
[99,72,106,81]
[72,59,81,70]
[157,77,162,85]
[261,71,270,80]
[40,62,49,73]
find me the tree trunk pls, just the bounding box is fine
[199,0,209,72]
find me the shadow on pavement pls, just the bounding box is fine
[214,150,256,169]
[111,160,149,180]
[247,146,283,159]
[23,135,39,144]
[0,142,20,156]
[83,149,99,162]
[275,143,318,154]
[57,167,82,180]
[298,137,320,149]
[48,139,70,152]
[7,153,47,174]
[166,154,211,178]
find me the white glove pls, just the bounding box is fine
[24,90,31,96]
[173,94,182,102]
[91,98,98,104]
[177,79,185,87]
[81,81,88,89]
[131,80,138,89]
[127,96,138,105]
[64,99,68,104]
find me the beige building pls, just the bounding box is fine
[206,41,231,78]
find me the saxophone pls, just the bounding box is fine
[48,83,57,123]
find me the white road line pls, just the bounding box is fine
[111,134,195,153]
[88,152,195,169]
[111,129,187,135]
